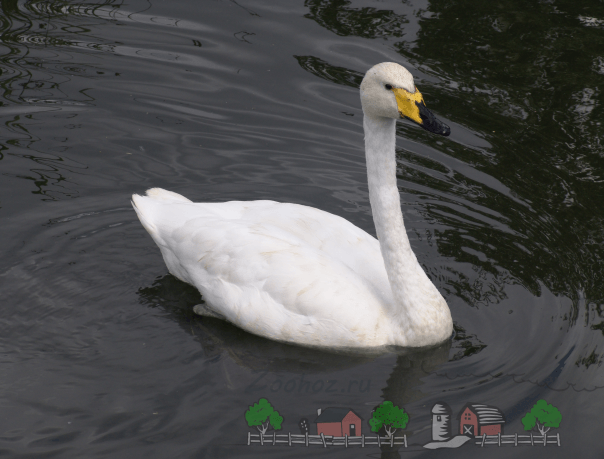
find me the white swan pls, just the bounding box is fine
[132,62,453,349]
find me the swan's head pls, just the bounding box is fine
[360,62,450,136]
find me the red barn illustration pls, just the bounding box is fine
[314,408,363,436]
[458,403,505,436]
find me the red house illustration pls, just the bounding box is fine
[458,403,505,436]
[314,408,363,437]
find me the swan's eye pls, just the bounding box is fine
[385,84,393,90]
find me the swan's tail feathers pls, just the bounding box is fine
[131,193,159,238]
[131,188,193,243]
[145,188,192,203]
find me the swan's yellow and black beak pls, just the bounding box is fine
[391,87,450,136]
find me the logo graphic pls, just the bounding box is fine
[244,398,562,449]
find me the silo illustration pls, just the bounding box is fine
[432,402,452,441]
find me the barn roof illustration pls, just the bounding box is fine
[457,403,506,425]
[314,408,363,423]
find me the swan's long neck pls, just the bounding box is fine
[364,115,451,345]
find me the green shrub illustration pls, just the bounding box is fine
[369,401,409,437]
[521,399,562,436]
[245,398,283,435]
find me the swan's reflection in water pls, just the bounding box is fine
[139,274,451,456]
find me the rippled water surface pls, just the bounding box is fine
[1,0,604,457]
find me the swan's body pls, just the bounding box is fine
[133,62,453,349]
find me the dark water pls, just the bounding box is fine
[1,0,603,457]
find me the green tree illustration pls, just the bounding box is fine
[521,399,562,436]
[369,401,409,437]
[245,398,283,435]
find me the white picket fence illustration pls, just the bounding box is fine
[247,431,407,448]
[475,432,561,447]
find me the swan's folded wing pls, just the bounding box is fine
[172,216,392,346]
[242,202,392,297]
